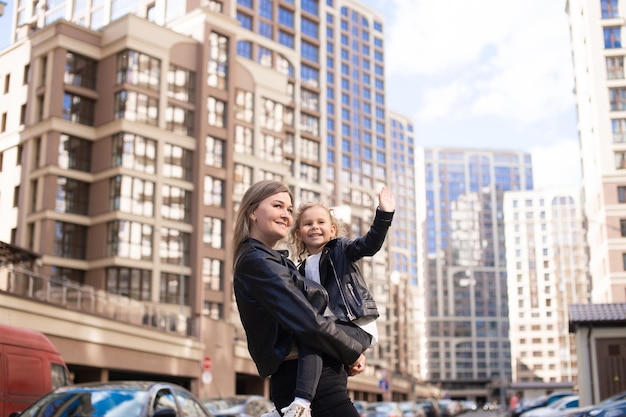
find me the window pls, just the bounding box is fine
[620,219,626,236]
[54,221,87,259]
[604,27,622,48]
[607,56,624,80]
[202,257,223,291]
[619,186,626,203]
[205,136,224,168]
[106,267,151,301]
[167,64,195,102]
[208,32,229,89]
[163,143,192,180]
[56,177,89,215]
[235,125,253,154]
[1,112,6,132]
[107,220,152,260]
[602,0,619,18]
[160,229,188,266]
[113,90,158,126]
[112,132,156,174]
[165,105,194,136]
[612,119,626,143]
[623,253,626,270]
[160,272,189,306]
[616,151,626,169]
[203,175,224,207]
[203,216,224,248]
[161,184,191,222]
[110,175,155,217]
[234,89,254,122]
[116,50,160,90]
[60,134,92,172]
[65,52,97,89]
[261,98,284,132]
[237,40,252,58]
[207,96,226,127]
[63,93,95,125]
[3,73,9,94]
[234,164,253,200]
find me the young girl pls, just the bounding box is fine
[266,187,394,417]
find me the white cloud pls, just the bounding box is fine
[381,0,575,125]
[530,140,582,189]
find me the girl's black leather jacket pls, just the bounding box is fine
[298,208,394,323]
[233,238,363,378]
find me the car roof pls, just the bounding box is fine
[55,381,187,392]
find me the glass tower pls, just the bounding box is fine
[418,147,533,401]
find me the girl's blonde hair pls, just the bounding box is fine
[289,202,345,261]
[232,180,293,265]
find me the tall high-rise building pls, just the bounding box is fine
[567,0,626,303]
[0,0,427,400]
[503,187,589,385]
[417,147,533,402]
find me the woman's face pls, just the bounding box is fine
[249,191,293,247]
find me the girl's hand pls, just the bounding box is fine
[378,186,395,212]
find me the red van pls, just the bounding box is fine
[0,324,72,417]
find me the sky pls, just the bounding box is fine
[360,0,581,189]
[0,0,580,189]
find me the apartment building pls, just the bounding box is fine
[416,147,533,402]
[567,0,626,302]
[0,0,428,401]
[503,187,589,385]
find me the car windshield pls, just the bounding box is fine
[19,389,150,417]
[549,396,576,409]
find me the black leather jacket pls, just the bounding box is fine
[233,238,363,378]
[298,208,394,323]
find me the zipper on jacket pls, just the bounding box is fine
[327,250,356,321]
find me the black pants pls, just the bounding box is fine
[270,354,361,417]
[295,323,371,401]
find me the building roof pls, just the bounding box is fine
[0,241,41,267]
[569,303,626,332]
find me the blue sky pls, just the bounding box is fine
[0,0,580,188]
[0,1,12,50]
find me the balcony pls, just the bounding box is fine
[0,266,195,337]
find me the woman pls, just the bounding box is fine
[233,180,365,417]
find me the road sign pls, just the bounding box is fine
[378,378,390,392]
[202,370,212,385]
[203,356,212,370]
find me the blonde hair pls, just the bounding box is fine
[232,180,293,264]
[289,202,344,261]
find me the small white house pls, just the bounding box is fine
[569,303,626,406]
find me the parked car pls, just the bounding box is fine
[9,380,214,417]
[416,399,442,417]
[520,395,579,417]
[0,324,73,417]
[564,397,626,417]
[354,400,370,417]
[398,401,425,417]
[582,399,626,417]
[204,395,273,417]
[509,392,577,417]
[364,401,403,417]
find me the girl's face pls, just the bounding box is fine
[297,206,337,254]
[249,192,293,248]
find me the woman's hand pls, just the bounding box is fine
[346,353,366,376]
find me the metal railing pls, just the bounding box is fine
[0,266,195,337]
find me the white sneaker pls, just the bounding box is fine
[261,409,281,417]
[280,402,311,417]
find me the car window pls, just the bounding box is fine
[154,389,178,413]
[175,388,210,417]
[51,363,71,389]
